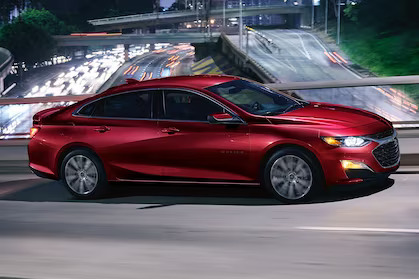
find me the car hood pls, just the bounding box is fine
[266,102,391,134]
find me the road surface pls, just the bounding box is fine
[0,173,418,278]
[229,29,418,122]
[108,44,194,89]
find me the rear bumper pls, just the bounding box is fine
[29,165,58,180]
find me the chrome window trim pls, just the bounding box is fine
[72,88,155,120]
[72,87,246,124]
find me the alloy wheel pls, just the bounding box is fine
[64,155,99,195]
[269,155,313,200]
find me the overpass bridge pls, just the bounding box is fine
[88,5,308,31]
[54,32,220,47]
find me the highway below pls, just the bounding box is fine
[0,173,419,278]
[229,29,418,122]
[107,44,194,89]
[0,44,194,137]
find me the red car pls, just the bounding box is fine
[28,75,400,202]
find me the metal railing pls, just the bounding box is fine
[88,4,306,26]
[0,75,418,139]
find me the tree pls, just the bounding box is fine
[18,8,72,35]
[35,0,154,30]
[0,17,55,65]
[168,0,186,11]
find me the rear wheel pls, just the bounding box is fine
[262,148,323,203]
[60,149,109,199]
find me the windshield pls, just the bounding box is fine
[206,80,306,116]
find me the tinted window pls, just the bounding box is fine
[163,90,224,121]
[77,102,96,116]
[206,80,305,116]
[92,91,152,118]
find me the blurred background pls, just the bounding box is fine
[0,1,419,278]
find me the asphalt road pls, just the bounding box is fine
[229,29,418,122]
[0,174,418,278]
[107,46,194,90]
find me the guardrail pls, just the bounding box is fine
[88,5,306,26]
[54,32,220,47]
[267,76,419,91]
[0,75,418,140]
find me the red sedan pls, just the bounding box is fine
[28,75,400,202]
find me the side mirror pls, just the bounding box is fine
[208,113,243,125]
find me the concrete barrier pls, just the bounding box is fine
[219,33,277,83]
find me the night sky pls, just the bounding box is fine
[161,0,176,8]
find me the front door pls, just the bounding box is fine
[155,89,251,182]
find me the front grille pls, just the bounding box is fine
[372,139,400,167]
[369,129,394,140]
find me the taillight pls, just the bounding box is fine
[30,127,39,138]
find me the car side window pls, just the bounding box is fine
[77,102,96,116]
[86,91,152,119]
[163,90,224,121]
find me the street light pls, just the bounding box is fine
[311,0,315,28]
[325,0,328,34]
[239,0,243,49]
[337,0,342,45]
[223,0,226,28]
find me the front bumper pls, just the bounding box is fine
[318,135,400,186]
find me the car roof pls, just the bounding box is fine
[100,75,241,97]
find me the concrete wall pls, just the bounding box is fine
[218,33,276,83]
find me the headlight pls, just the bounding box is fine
[321,136,370,147]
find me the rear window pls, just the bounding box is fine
[75,91,153,119]
[77,103,96,116]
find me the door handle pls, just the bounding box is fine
[94,126,110,133]
[161,127,180,134]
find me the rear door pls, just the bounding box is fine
[154,89,251,182]
[73,89,162,180]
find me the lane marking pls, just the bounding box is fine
[296,33,312,60]
[297,226,419,234]
[298,30,361,79]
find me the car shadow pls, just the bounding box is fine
[0,178,395,206]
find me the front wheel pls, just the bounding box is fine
[262,148,323,203]
[60,149,109,199]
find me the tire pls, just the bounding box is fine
[60,149,109,199]
[262,147,324,203]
